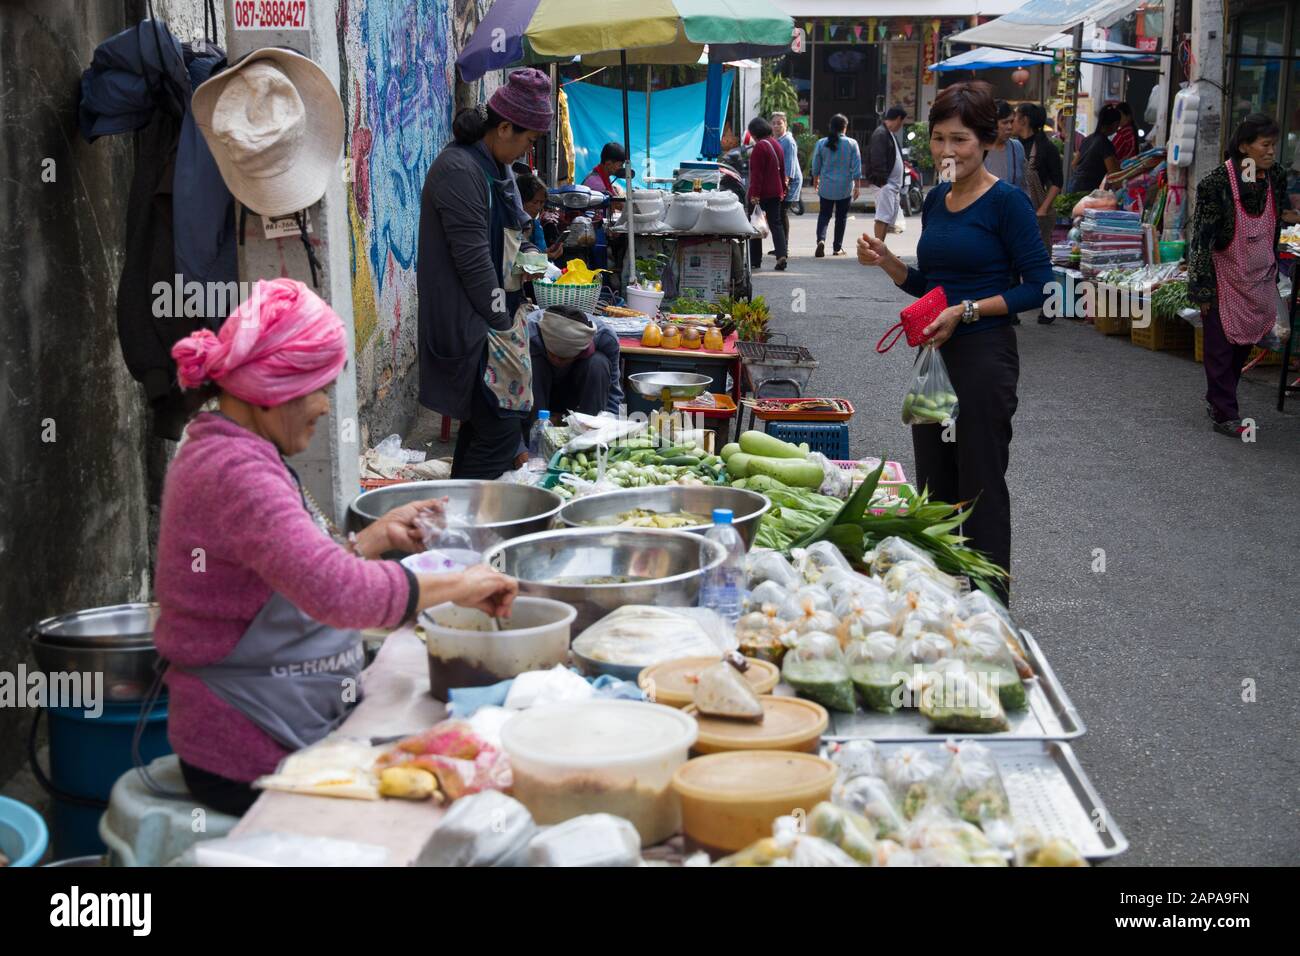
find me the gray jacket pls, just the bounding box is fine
[417,142,513,420]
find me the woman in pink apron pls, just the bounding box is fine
[1189,114,1300,435]
[154,279,517,815]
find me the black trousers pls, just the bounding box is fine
[816,196,851,250]
[180,759,258,817]
[1202,305,1254,423]
[529,341,613,422]
[748,196,787,266]
[452,382,524,480]
[911,325,1019,602]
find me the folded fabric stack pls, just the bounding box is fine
[1079,208,1144,277]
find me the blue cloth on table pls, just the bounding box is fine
[446,669,646,717]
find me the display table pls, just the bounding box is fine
[230,627,446,867]
[617,333,744,442]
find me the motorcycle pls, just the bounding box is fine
[545,183,614,274]
[900,147,925,217]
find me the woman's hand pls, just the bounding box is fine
[922,305,965,348]
[455,565,518,618]
[853,184,861,201]
[358,496,448,557]
[857,233,891,266]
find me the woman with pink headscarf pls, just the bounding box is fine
[155,278,517,815]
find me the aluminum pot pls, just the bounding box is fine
[556,485,770,549]
[27,603,162,703]
[482,528,726,634]
[346,480,562,554]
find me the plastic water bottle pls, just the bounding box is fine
[700,508,746,627]
[526,410,551,475]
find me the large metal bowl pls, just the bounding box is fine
[556,486,771,549]
[628,371,712,401]
[28,603,162,703]
[482,528,726,634]
[347,480,563,553]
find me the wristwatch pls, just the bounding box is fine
[961,299,981,324]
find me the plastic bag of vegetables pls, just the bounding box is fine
[869,536,939,576]
[806,801,880,865]
[901,345,959,426]
[734,608,796,664]
[743,579,793,613]
[882,560,965,600]
[832,774,908,841]
[1012,825,1089,867]
[846,632,904,712]
[781,631,857,712]
[835,594,899,645]
[827,739,883,779]
[947,618,1027,711]
[745,550,802,590]
[795,541,855,583]
[903,805,1007,867]
[916,659,1010,734]
[777,587,840,637]
[883,746,950,820]
[937,741,1013,845]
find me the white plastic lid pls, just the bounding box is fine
[501,700,697,767]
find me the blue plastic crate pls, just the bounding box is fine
[764,421,850,459]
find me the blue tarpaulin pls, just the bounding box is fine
[565,73,733,189]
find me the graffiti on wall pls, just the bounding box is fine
[340,0,454,358]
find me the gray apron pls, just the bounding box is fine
[184,593,364,751]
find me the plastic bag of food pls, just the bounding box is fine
[375,721,512,801]
[781,631,857,712]
[254,737,384,801]
[901,344,959,426]
[572,606,728,669]
[526,814,642,867]
[948,619,1026,711]
[735,608,797,664]
[836,595,900,645]
[889,625,954,690]
[693,652,763,721]
[777,587,840,636]
[806,801,879,865]
[846,631,904,712]
[938,741,1013,843]
[713,833,859,868]
[903,805,1008,867]
[743,579,793,614]
[916,660,1010,734]
[832,774,907,841]
[796,541,855,583]
[883,560,965,600]
[746,550,802,589]
[958,591,1031,679]
[868,536,938,576]
[883,745,949,820]
[419,791,536,867]
[1012,825,1089,867]
[827,739,883,780]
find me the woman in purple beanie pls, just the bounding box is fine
[417,68,554,480]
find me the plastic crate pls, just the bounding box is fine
[1131,313,1194,351]
[764,421,849,459]
[533,281,602,312]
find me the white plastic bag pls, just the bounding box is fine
[420,791,536,867]
[902,345,959,426]
[527,814,641,867]
[750,205,770,238]
[373,433,427,464]
[504,665,595,710]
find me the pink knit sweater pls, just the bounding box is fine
[154,413,414,782]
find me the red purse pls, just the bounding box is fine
[876,286,948,352]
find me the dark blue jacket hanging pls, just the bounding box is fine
[79,19,236,439]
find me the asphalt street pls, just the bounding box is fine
[756,209,1300,866]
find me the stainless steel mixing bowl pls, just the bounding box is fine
[556,485,770,549]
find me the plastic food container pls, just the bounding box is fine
[683,696,828,754]
[671,750,837,854]
[637,657,780,708]
[421,597,576,701]
[501,701,698,846]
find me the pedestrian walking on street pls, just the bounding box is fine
[417,68,554,480]
[856,82,1052,601]
[747,116,789,271]
[1013,102,1064,324]
[1189,113,1300,436]
[811,113,862,257]
[771,111,803,249]
[868,106,908,244]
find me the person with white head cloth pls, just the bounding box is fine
[524,305,623,433]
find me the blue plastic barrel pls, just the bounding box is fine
[0,795,50,866]
[46,700,170,859]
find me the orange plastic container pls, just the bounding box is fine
[671,750,837,854]
[637,657,779,708]
[683,696,828,755]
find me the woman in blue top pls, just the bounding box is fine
[811,114,862,256]
[857,82,1052,601]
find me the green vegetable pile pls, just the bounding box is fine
[665,296,724,315]
[551,435,725,493]
[721,430,825,489]
[775,458,1008,593]
[1150,279,1191,320]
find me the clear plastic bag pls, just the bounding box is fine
[902,805,1007,867]
[420,791,536,867]
[916,659,1010,734]
[526,814,642,867]
[735,609,797,665]
[806,801,880,865]
[831,773,908,841]
[846,631,903,713]
[901,345,959,426]
[777,586,840,637]
[796,541,855,583]
[781,631,857,712]
[746,550,802,590]
[938,741,1013,845]
[958,591,1031,679]
[374,721,512,801]
[883,560,964,599]
[572,606,731,668]
[744,579,792,613]
[810,452,853,499]
[693,654,763,720]
[826,574,892,611]
[868,536,938,576]
[1012,824,1089,867]
[948,618,1026,711]
[827,739,883,779]
[883,745,950,820]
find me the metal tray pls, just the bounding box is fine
[865,740,1128,861]
[823,630,1085,742]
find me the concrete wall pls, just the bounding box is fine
[0,0,162,785]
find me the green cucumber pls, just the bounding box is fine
[745,455,825,488]
[661,455,700,466]
[725,452,755,478]
[738,430,808,460]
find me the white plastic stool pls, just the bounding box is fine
[99,755,240,866]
